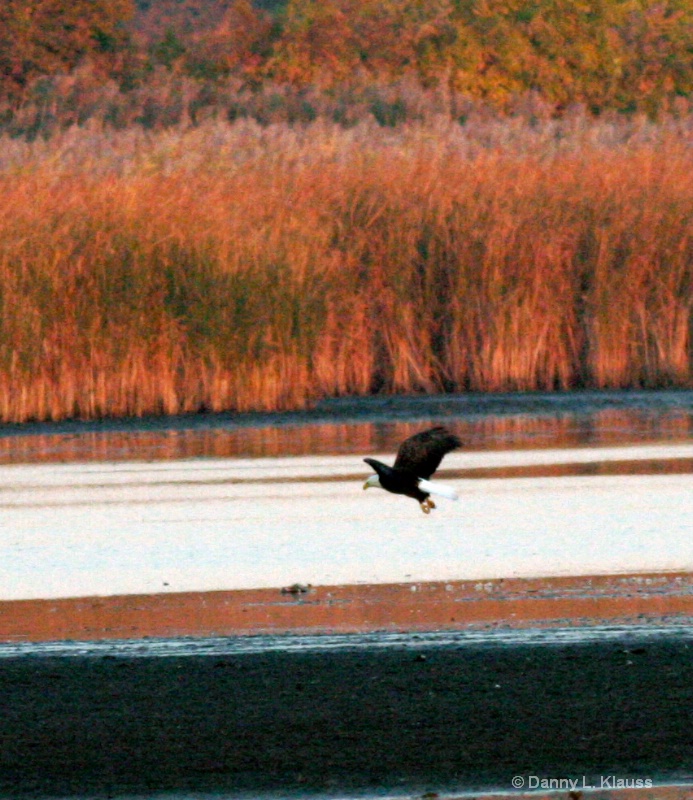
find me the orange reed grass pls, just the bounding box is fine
[0,118,690,422]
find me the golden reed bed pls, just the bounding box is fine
[0,116,691,422]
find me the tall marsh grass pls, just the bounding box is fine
[0,113,691,421]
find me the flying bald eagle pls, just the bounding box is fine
[363,426,461,514]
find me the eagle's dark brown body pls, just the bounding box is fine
[363,427,461,513]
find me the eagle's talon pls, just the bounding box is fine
[363,427,461,513]
[420,497,436,513]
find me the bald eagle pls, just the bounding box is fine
[363,426,461,514]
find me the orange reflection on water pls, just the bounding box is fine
[0,407,690,465]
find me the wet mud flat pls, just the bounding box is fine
[4,573,693,642]
[2,625,693,799]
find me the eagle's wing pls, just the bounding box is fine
[393,426,461,479]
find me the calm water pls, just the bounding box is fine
[0,389,692,464]
[1,390,692,601]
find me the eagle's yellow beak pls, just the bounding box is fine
[363,481,370,490]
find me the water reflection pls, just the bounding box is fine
[0,396,691,465]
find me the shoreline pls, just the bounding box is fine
[2,388,693,439]
[4,573,693,798]
[3,571,693,645]
[0,388,690,468]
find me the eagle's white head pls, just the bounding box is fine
[363,474,382,490]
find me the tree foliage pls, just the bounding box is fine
[1,0,692,115]
[0,0,134,98]
[263,0,693,112]
[445,0,693,111]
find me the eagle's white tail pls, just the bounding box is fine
[418,478,458,501]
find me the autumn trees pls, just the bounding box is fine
[0,0,134,99]
[266,0,693,112]
[0,0,691,117]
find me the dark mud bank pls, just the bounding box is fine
[2,628,693,798]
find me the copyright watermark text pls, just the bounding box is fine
[512,775,653,790]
